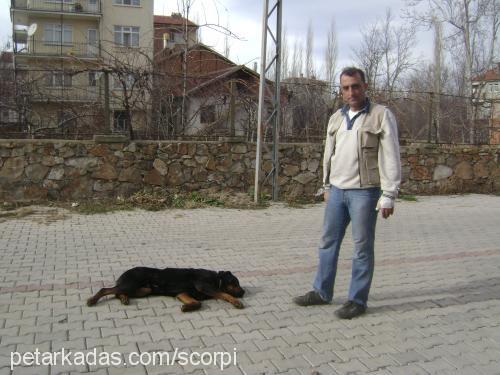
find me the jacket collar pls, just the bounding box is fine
[341,98,371,115]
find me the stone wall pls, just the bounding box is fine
[0,139,498,201]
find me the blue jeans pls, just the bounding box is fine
[313,186,380,307]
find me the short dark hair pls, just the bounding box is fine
[340,67,366,84]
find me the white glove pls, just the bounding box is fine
[376,196,394,210]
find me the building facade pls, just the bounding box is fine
[472,63,500,144]
[10,0,153,138]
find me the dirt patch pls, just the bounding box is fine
[0,205,70,224]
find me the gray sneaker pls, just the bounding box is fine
[293,291,329,306]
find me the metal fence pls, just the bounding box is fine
[0,67,496,144]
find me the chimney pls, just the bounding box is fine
[253,62,258,72]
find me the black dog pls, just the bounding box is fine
[87,267,245,312]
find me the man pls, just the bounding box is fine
[293,67,401,319]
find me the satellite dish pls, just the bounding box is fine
[27,23,38,37]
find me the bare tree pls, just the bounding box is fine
[290,38,303,78]
[223,20,230,58]
[305,20,315,78]
[405,0,499,142]
[324,17,338,93]
[432,15,443,141]
[352,22,383,92]
[281,25,289,80]
[380,9,416,97]
[353,9,416,97]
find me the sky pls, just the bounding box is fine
[1,0,433,79]
[154,0,433,77]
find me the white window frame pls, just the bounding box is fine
[113,0,141,6]
[113,110,130,131]
[114,26,140,47]
[46,72,72,87]
[88,72,97,87]
[44,24,73,45]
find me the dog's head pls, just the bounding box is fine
[218,271,245,297]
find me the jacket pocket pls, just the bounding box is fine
[363,150,380,185]
[360,129,380,149]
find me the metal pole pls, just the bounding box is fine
[272,0,282,201]
[254,0,269,203]
[427,91,433,143]
[104,70,111,132]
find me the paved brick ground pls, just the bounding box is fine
[0,194,499,375]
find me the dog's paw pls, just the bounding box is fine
[86,298,96,307]
[232,300,244,309]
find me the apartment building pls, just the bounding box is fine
[10,0,153,137]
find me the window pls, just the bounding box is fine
[113,0,141,6]
[173,32,184,44]
[113,73,136,90]
[88,72,97,87]
[200,105,216,123]
[114,26,140,47]
[1,110,17,123]
[162,33,171,49]
[45,72,72,87]
[114,111,130,130]
[161,32,184,48]
[44,24,73,44]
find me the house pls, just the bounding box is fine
[10,0,154,138]
[472,63,500,144]
[152,15,288,140]
[153,14,272,139]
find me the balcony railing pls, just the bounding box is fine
[11,0,101,15]
[32,85,102,102]
[14,39,100,58]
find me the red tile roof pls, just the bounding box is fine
[154,15,198,27]
[472,65,500,82]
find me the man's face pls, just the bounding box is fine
[340,73,368,111]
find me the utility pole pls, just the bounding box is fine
[104,70,111,133]
[254,0,283,203]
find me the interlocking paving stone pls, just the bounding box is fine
[0,195,499,374]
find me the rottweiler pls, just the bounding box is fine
[87,267,245,312]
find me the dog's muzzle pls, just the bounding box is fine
[228,286,245,297]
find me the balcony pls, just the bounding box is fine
[14,39,100,58]
[31,86,102,102]
[11,0,101,16]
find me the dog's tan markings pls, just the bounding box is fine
[86,287,119,306]
[116,294,129,305]
[213,292,244,309]
[176,292,202,312]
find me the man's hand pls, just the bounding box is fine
[324,191,330,202]
[380,207,394,219]
[377,195,395,219]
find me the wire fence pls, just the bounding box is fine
[0,66,497,145]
